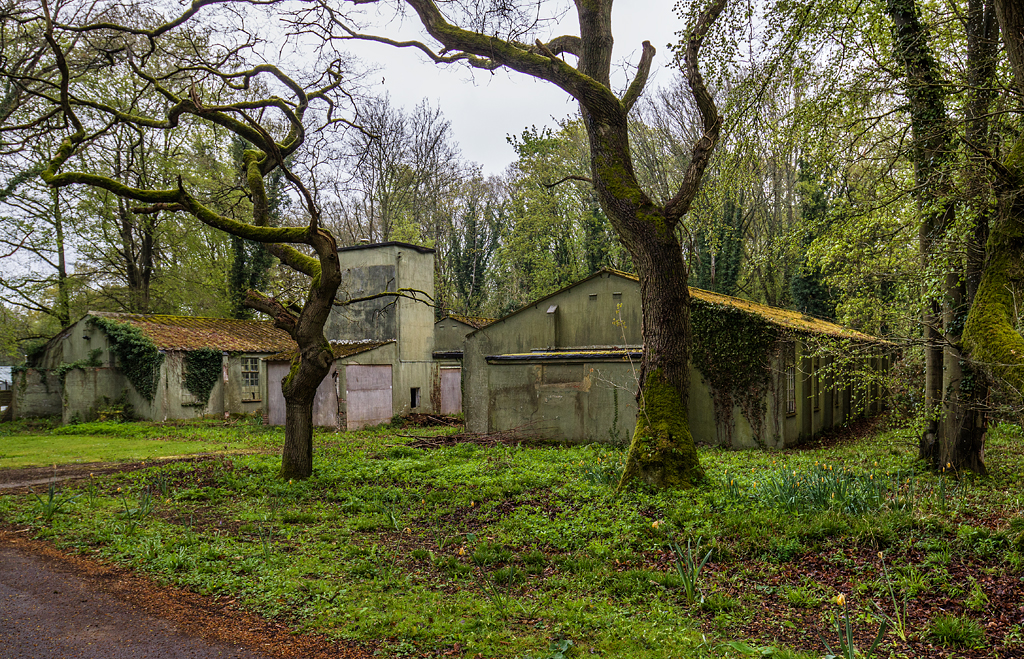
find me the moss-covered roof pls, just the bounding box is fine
[518,269,882,342]
[687,286,880,342]
[88,311,296,353]
[442,314,495,330]
[265,340,393,362]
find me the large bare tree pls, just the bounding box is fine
[320,0,727,488]
[2,0,355,478]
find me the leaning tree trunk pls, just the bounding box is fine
[255,229,342,480]
[280,349,331,479]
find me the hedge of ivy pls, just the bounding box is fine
[184,348,223,406]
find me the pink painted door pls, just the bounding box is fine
[346,364,392,429]
[439,367,462,415]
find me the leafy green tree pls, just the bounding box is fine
[438,175,504,317]
[790,163,835,321]
[692,192,743,297]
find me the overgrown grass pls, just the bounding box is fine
[1,418,1022,658]
[0,420,259,468]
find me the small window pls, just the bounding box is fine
[410,387,421,408]
[589,294,598,301]
[241,357,260,401]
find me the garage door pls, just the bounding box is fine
[346,364,392,430]
[439,367,462,415]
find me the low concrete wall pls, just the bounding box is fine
[62,367,133,423]
[12,369,62,419]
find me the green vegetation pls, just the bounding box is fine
[0,420,258,468]
[183,348,224,406]
[0,418,1020,658]
[90,318,165,401]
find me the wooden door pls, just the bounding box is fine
[346,364,392,429]
[439,367,462,415]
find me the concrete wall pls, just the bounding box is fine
[266,361,339,427]
[11,369,62,419]
[337,342,436,418]
[434,319,477,353]
[326,243,436,364]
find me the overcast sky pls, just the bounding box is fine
[346,3,684,175]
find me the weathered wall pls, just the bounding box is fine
[263,359,339,427]
[326,244,436,364]
[336,342,432,418]
[481,359,639,444]
[434,319,476,353]
[327,264,399,342]
[11,369,62,419]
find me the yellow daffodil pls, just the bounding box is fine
[833,593,846,606]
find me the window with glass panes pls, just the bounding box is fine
[241,357,260,401]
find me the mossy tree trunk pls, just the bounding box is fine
[372,0,725,488]
[962,0,1024,399]
[29,8,348,479]
[963,3,1024,396]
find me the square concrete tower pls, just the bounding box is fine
[325,242,435,362]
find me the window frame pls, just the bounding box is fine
[241,357,261,402]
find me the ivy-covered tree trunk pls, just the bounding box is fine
[887,0,991,473]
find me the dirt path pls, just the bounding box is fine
[0,528,376,659]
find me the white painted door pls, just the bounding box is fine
[346,364,392,430]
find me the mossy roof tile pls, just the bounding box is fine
[445,314,496,329]
[89,311,296,353]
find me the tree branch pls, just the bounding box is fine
[621,41,655,113]
[543,174,593,188]
[663,0,727,223]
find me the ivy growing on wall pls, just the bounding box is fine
[184,348,223,406]
[690,300,784,446]
[54,348,103,385]
[90,318,164,401]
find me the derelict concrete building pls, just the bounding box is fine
[464,270,891,448]
[13,312,293,423]
[264,242,453,429]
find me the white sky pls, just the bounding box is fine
[347,3,684,175]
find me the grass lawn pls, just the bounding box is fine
[1,416,1023,658]
[0,420,261,469]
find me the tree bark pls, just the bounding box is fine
[963,0,1024,406]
